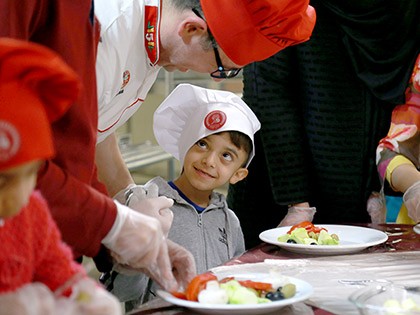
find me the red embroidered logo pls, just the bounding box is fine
[0,120,20,162]
[204,110,227,131]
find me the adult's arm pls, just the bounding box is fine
[96,133,135,198]
[0,0,117,258]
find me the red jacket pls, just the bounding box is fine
[0,191,85,293]
[0,0,117,260]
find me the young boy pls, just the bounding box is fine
[0,38,121,315]
[104,84,261,311]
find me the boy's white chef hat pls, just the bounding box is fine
[153,84,261,168]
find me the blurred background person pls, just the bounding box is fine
[227,0,420,248]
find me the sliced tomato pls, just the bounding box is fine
[171,291,187,300]
[237,280,273,291]
[288,221,327,234]
[287,221,314,234]
[219,276,235,283]
[185,272,217,301]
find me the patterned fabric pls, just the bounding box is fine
[227,0,398,248]
[0,191,84,294]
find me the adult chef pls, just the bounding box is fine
[0,0,195,293]
[94,0,316,231]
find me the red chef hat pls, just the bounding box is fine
[0,38,81,171]
[201,0,316,65]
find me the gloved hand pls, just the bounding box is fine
[0,283,56,315]
[166,239,196,290]
[102,200,178,291]
[68,277,121,315]
[112,239,196,292]
[278,206,316,227]
[404,180,420,223]
[114,183,174,236]
[367,191,387,223]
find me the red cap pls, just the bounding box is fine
[201,0,316,65]
[0,38,81,171]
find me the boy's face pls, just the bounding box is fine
[182,132,248,191]
[0,161,41,219]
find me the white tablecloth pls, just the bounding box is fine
[210,251,420,315]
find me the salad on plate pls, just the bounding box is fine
[277,221,340,245]
[171,270,297,305]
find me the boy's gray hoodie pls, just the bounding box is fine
[108,176,245,309]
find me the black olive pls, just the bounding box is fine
[287,239,297,244]
[265,291,285,301]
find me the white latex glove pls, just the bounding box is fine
[166,239,197,291]
[367,191,387,223]
[404,180,420,223]
[278,206,316,227]
[112,239,196,292]
[114,183,174,236]
[102,200,178,291]
[68,278,121,315]
[0,283,56,315]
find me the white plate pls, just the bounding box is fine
[157,273,313,315]
[259,225,388,255]
[414,224,420,235]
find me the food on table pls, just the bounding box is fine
[383,297,420,314]
[171,271,297,304]
[277,221,340,245]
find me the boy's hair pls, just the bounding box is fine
[223,131,253,168]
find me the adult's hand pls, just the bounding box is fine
[404,180,420,222]
[278,205,316,227]
[112,240,196,292]
[367,191,387,223]
[114,183,174,236]
[166,239,196,290]
[102,200,178,291]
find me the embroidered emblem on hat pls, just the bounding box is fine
[0,120,20,162]
[204,110,226,131]
[117,70,130,95]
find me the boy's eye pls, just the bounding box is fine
[222,153,233,162]
[197,140,207,148]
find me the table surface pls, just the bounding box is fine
[128,223,420,315]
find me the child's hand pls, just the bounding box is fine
[0,283,55,315]
[69,278,121,315]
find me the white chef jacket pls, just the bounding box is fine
[95,0,162,143]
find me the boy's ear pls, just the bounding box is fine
[177,15,207,41]
[229,168,249,185]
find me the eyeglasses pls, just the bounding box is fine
[192,8,242,79]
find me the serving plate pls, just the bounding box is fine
[259,225,388,255]
[157,272,313,315]
[414,224,420,235]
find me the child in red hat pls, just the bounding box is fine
[0,38,121,315]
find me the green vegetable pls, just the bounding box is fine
[277,227,340,245]
[281,283,297,299]
[383,298,420,315]
[317,229,339,245]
